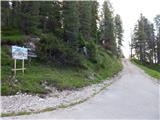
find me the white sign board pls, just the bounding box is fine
[12,46,28,60]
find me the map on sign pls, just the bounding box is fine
[12,46,28,60]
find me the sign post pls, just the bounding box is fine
[22,59,24,74]
[14,59,17,75]
[12,46,28,76]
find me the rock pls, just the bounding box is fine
[88,73,95,80]
[1,78,114,114]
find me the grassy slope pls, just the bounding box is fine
[1,35,122,96]
[131,59,160,80]
[1,29,26,44]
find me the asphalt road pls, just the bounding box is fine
[4,60,159,120]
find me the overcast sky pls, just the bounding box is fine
[98,0,160,58]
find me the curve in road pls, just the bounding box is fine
[4,60,159,119]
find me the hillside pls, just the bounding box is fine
[1,1,123,96]
[1,41,122,96]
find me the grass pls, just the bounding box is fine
[1,44,122,96]
[2,34,26,42]
[1,111,32,117]
[1,29,26,44]
[1,78,114,117]
[131,59,160,80]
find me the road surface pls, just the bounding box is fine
[4,60,159,119]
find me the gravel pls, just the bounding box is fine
[1,74,120,114]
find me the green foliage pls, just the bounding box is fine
[91,1,99,40]
[114,14,123,57]
[1,29,26,44]
[20,1,40,34]
[132,14,158,64]
[85,41,98,62]
[1,1,11,28]
[154,15,160,64]
[2,35,26,44]
[100,1,117,55]
[37,33,82,67]
[1,45,122,95]
[79,1,92,40]
[1,1,123,96]
[63,1,79,45]
[39,1,62,34]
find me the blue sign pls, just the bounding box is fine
[12,46,28,60]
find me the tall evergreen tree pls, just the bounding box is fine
[114,14,123,57]
[20,1,40,34]
[63,1,79,48]
[154,15,160,64]
[134,14,147,62]
[39,1,62,35]
[90,1,99,41]
[11,1,21,29]
[144,21,155,63]
[101,1,116,54]
[132,14,156,63]
[79,1,92,40]
[1,1,11,29]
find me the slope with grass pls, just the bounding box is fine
[131,59,160,80]
[1,43,122,96]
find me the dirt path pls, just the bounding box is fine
[3,60,159,119]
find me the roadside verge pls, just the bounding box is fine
[1,70,123,117]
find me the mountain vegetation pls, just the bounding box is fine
[131,14,160,79]
[1,1,123,95]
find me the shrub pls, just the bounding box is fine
[37,33,83,67]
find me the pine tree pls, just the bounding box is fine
[144,21,155,63]
[132,14,156,63]
[63,1,79,48]
[1,1,11,29]
[20,1,40,34]
[134,14,147,62]
[154,15,160,64]
[79,1,92,40]
[90,1,99,41]
[114,14,123,57]
[11,1,21,29]
[39,1,62,35]
[101,1,116,54]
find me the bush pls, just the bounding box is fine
[37,33,83,67]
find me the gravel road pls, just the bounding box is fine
[3,59,159,119]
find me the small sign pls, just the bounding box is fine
[12,46,28,60]
[27,48,37,58]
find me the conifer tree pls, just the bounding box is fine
[115,14,123,57]
[101,1,116,55]
[63,1,79,48]
[20,1,40,34]
[79,1,92,40]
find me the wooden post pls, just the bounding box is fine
[22,46,25,75]
[22,59,24,74]
[14,59,16,75]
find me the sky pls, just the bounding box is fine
[98,0,160,58]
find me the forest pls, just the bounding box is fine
[131,14,160,79]
[1,1,123,95]
[131,14,160,64]
[1,1,160,118]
